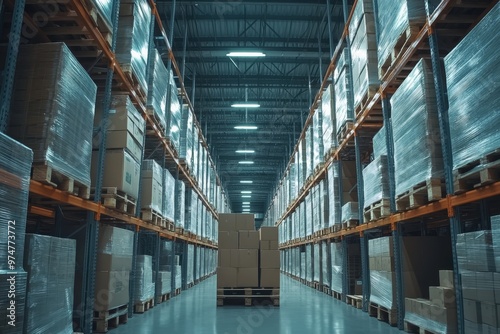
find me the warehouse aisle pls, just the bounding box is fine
[114,275,403,334]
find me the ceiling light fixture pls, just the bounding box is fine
[239,161,254,165]
[241,191,252,194]
[234,125,258,130]
[242,202,251,205]
[243,209,251,212]
[235,149,255,154]
[241,195,252,198]
[240,180,253,184]
[231,103,260,108]
[227,52,266,57]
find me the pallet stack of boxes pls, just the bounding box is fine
[0,133,32,333]
[134,255,155,312]
[217,214,280,290]
[140,160,163,223]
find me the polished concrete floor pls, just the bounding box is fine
[114,275,403,334]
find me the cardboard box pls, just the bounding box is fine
[218,249,232,268]
[140,175,162,211]
[355,280,363,295]
[236,214,255,231]
[239,231,259,249]
[238,249,258,268]
[218,231,238,249]
[260,241,271,250]
[91,149,141,199]
[219,214,237,231]
[477,272,495,304]
[439,270,454,288]
[96,254,133,272]
[259,226,278,241]
[94,270,130,311]
[217,267,237,288]
[260,250,280,269]
[260,268,280,287]
[106,130,143,163]
[481,302,497,327]
[463,299,480,323]
[429,286,456,308]
[494,273,500,304]
[237,268,259,287]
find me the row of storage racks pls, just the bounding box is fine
[264,0,499,333]
[0,0,227,333]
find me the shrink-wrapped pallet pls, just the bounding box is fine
[147,50,169,130]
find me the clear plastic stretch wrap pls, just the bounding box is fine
[330,242,343,293]
[404,302,453,334]
[492,215,500,270]
[348,0,378,109]
[24,234,76,334]
[369,236,395,309]
[392,59,443,197]
[10,43,96,188]
[97,225,134,259]
[147,50,168,130]
[341,202,359,223]
[192,135,199,181]
[134,255,154,303]
[445,4,500,171]
[300,252,306,280]
[163,168,176,222]
[363,155,390,209]
[327,162,341,228]
[375,0,426,72]
[322,242,331,287]
[313,106,324,168]
[0,133,32,270]
[313,243,321,282]
[456,230,495,273]
[155,271,172,295]
[306,244,313,282]
[175,265,182,289]
[312,186,321,233]
[289,163,297,202]
[322,84,335,151]
[372,126,387,159]
[187,244,195,285]
[116,0,151,93]
[90,0,114,28]
[141,160,163,214]
[175,180,186,229]
[0,270,26,332]
[305,127,314,178]
[305,194,313,237]
[335,48,353,132]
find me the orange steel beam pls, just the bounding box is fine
[29,205,55,218]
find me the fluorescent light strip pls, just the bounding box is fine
[231,103,260,108]
[241,195,252,198]
[242,202,250,205]
[234,126,258,130]
[226,52,266,57]
[239,161,254,165]
[235,150,255,154]
[240,180,253,184]
[241,191,252,194]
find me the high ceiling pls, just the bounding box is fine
[157,0,350,214]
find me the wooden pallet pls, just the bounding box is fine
[166,221,175,231]
[93,304,128,333]
[134,298,154,314]
[141,208,165,227]
[323,286,331,296]
[91,187,137,215]
[187,282,195,289]
[145,107,167,136]
[337,121,355,143]
[396,178,443,211]
[120,65,147,101]
[378,23,423,79]
[32,164,90,199]
[155,292,172,304]
[354,85,379,117]
[314,162,325,175]
[313,282,322,291]
[332,290,342,301]
[453,150,500,194]
[81,0,113,45]
[363,199,391,222]
[369,302,398,327]
[217,287,280,307]
[342,219,359,230]
[176,227,185,235]
[173,288,181,296]
[346,295,363,309]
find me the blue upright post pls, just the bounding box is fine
[392,223,404,329]
[360,233,370,312]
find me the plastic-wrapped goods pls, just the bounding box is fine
[300,252,306,280]
[363,155,390,209]
[10,43,96,189]
[456,230,495,273]
[331,242,343,293]
[0,133,32,270]
[299,202,307,238]
[305,194,313,237]
[0,270,26,333]
[289,163,297,202]
[445,4,500,171]
[313,106,324,168]
[187,244,195,285]
[404,298,456,334]
[116,0,151,93]
[327,162,341,228]
[147,50,168,130]
[163,169,176,222]
[375,0,426,76]
[141,160,163,214]
[155,271,172,295]
[305,127,314,178]
[175,180,186,229]
[335,48,354,133]
[349,0,378,110]
[306,245,313,282]
[192,134,199,181]
[94,95,145,163]
[392,59,443,197]
[134,255,154,303]
[492,215,500,270]
[322,84,336,152]
[369,236,395,309]
[372,126,387,159]
[341,202,359,223]
[322,242,331,287]
[175,265,182,289]
[24,234,76,334]
[313,243,321,283]
[167,73,182,156]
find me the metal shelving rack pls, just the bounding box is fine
[273,0,498,333]
[0,0,224,333]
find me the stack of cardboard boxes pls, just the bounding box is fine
[217,214,280,288]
